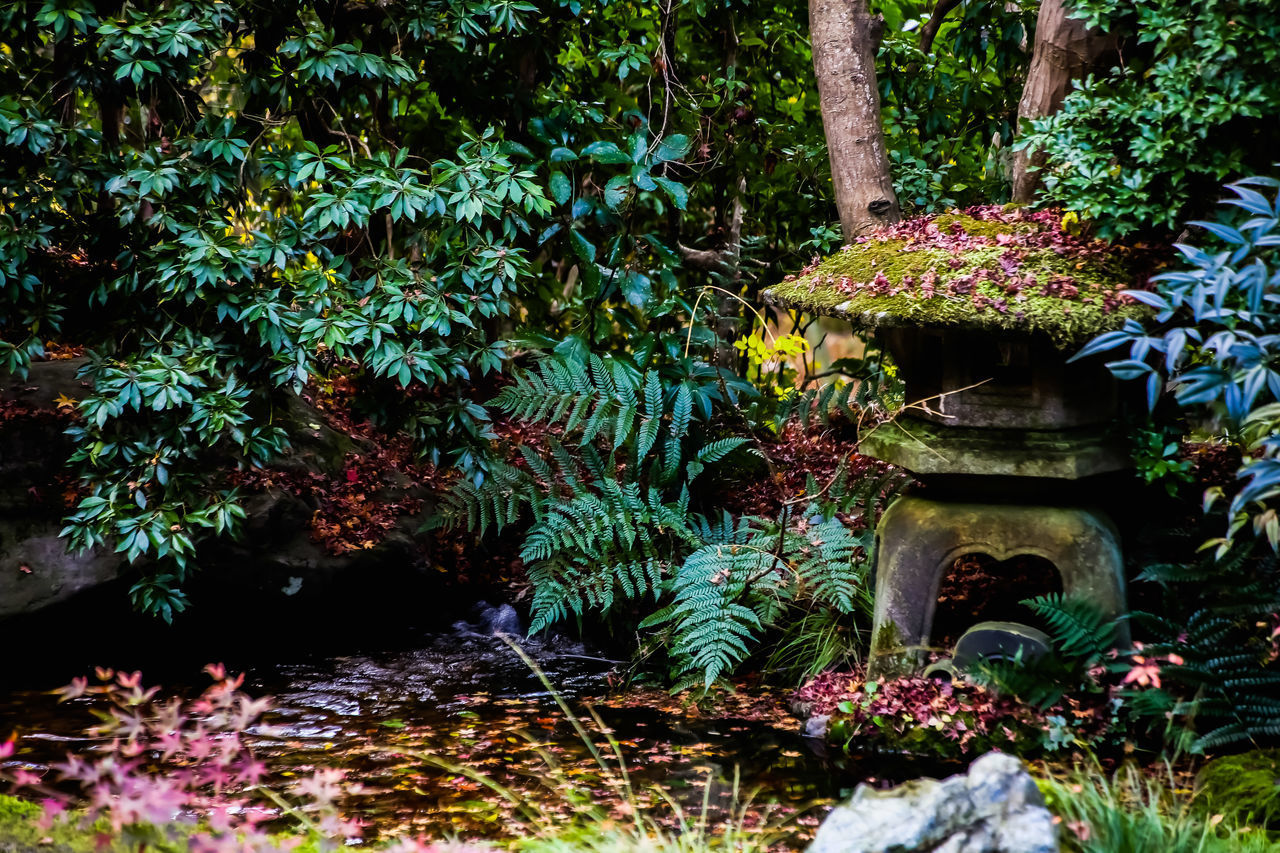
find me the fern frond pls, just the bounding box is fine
[662,384,693,482]
[790,512,873,614]
[635,372,663,460]
[1024,593,1118,662]
[494,354,644,452]
[696,437,749,464]
[668,540,779,687]
[439,461,537,536]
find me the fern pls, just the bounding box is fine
[696,437,749,464]
[1025,593,1119,662]
[659,503,877,688]
[968,594,1118,709]
[447,350,895,691]
[789,513,874,613]
[437,460,537,536]
[972,653,1080,710]
[634,371,663,460]
[492,354,641,450]
[666,533,781,687]
[1127,540,1280,751]
[662,384,693,483]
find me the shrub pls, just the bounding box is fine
[1076,176,1280,553]
[794,669,1070,760]
[0,667,361,852]
[1020,1,1280,238]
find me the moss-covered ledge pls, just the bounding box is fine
[763,206,1161,348]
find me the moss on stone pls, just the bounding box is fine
[764,208,1156,348]
[930,213,1037,239]
[1195,750,1280,827]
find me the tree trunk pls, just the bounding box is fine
[1011,0,1114,202]
[810,0,900,240]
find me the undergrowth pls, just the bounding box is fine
[1041,762,1277,853]
[438,350,908,689]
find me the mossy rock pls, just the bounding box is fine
[763,206,1160,348]
[1195,749,1280,827]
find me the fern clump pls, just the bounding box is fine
[441,350,901,688]
[1124,541,1280,752]
[965,593,1121,715]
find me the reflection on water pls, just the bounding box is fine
[0,606,945,843]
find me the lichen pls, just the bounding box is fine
[764,205,1162,348]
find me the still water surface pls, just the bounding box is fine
[0,605,946,842]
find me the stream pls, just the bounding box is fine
[0,602,951,844]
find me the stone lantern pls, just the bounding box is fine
[764,207,1151,675]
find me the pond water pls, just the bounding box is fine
[0,602,953,844]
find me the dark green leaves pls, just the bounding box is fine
[549,171,572,205]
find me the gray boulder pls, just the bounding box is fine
[808,752,1057,853]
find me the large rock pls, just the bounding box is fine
[0,359,120,619]
[808,752,1057,853]
[0,533,121,618]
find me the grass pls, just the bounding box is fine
[1040,761,1279,853]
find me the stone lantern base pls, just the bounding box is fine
[868,494,1128,678]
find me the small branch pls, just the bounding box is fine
[918,0,963,55]
[678,243,732,272]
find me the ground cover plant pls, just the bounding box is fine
[1040,762,1279,853]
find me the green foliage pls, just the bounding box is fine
[876,0,1036,211]
[1028,593,1120,663]
[642,465,906,688]
[443,352,716,635]
[764,608,864,686]
[1195,750,1280,829]
[651,506,876,688]
[1077,178,1280,551]
[1,1,577,616]
[763,350,903,433]
[1130,426,1195,498]
[0,0,852,616]
[0,794,123,853]
[1042,763,1278,853]
[1127,540,1280,752]
[971,594,1119,711]
[1021,1,1280,237]
[443,346,898,687]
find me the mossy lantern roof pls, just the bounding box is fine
[763,206,1156,348]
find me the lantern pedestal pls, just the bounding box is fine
[867,494,1128,677]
